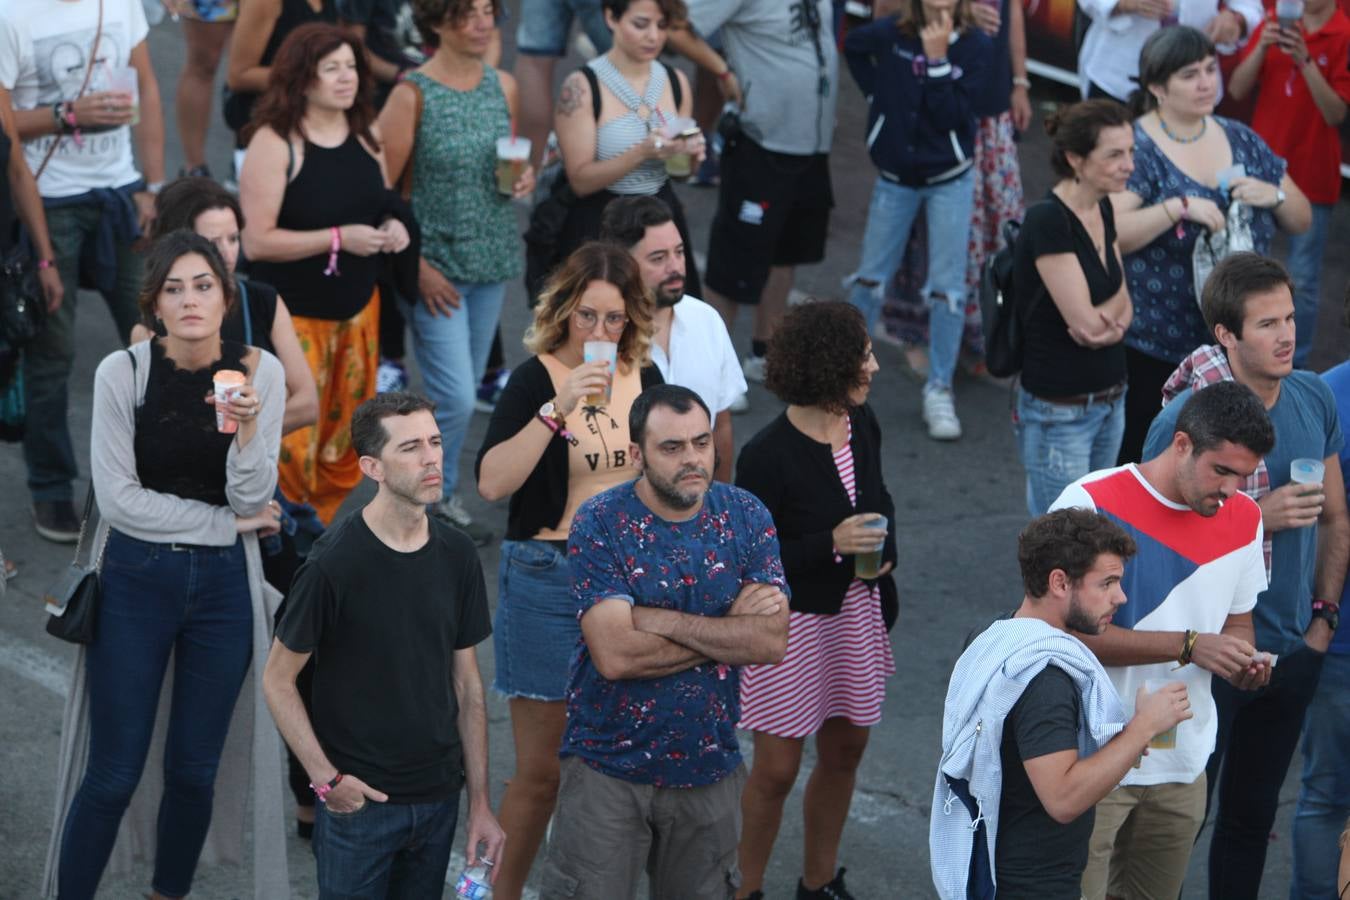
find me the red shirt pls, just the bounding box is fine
[1239,10,1350,203]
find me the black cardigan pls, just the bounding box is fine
[474,355,664,541]
[735,404,899,628]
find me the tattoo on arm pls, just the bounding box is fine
[557,74,585,118]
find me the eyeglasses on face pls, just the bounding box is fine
[573,307,628,334]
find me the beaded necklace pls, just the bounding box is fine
[1157,112,1207,144]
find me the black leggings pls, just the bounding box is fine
[1117,346,1180,465]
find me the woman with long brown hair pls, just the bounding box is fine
[475,241,659,899]
[240,23,414,525]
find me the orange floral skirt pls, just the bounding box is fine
[278,290,380,524]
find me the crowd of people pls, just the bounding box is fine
[1,0,1350,898]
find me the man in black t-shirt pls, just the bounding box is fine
[263,392,503,897]
[934,510,1192,900]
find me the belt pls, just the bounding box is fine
[1036,382,1127,407]
[111,529,233,553]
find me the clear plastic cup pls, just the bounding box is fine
[854,515,888,579]
[1291,458,1325,489]
[1276,0,1304,28]
[105,66,139,125]
[213,370,246,434]
[495,137,531,197]
[660,117,700,180]
[582,340,618,408]
[1144,678,1180,750]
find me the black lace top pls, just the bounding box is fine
[134,339,247,506]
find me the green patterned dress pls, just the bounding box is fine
[407,67,521,285]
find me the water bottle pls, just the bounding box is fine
[453,861,493,899]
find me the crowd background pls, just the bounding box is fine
[2,2,1350,898]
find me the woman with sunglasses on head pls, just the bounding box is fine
[44,230,287,900]
[475,240,660,899]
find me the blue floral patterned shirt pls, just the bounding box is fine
[561,480,787,788]
[1124,116,1286,365]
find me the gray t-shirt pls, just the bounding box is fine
[687,0,837,155]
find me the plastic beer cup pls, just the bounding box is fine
[583,340,617,407]
[495,137,531,197]
[853,515,888,579]
[1145,678,1179,750]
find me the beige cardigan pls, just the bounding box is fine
[41,340,290,899]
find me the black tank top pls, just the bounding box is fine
[249,134,387,321]
[134,340,248,506]
[0,129,15,253]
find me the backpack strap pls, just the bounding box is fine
[237,278,253,346]
[397,76,425,201]
[579,64,602,121]
[661,61,683,111]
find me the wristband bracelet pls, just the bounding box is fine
[309,772,343,803]
[36,258,55,270]
[63,105,83,148]
[717,69,734,81]
[324,226,341,277]
[1012,76,1032,88]
[1163,197,1179,225]
[1174,196,1189,239]
[1178,629,1199,666]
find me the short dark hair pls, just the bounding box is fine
[411,0,498,50]
[1044,99,1132,179]
[1174,381,1275,457]
[1200,252,1295,341]
[1018,509,1137,598]
[764,300,870,414]
[602,0,687,24]
[151,176,244,240]
[599,195,675,250]
[138,230,237,324]
[629,384,711,449]
[1129,26,1217,117]
[351,391,438,459]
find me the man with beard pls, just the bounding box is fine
[601,196,746,480]
[1141,252,1350,899]
[541,384,789,899]
[1049,381,1275,900]
[262,392,505,895]
[931,509,1193,900]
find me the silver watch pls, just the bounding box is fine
[1274,188,1287,209]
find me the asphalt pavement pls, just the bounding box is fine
[2,12,1348,899]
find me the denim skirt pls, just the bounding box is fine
[492,539,580,701]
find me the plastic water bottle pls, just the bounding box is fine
[453,861,493,899]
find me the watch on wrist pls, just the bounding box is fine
[1273,187,1287,209]
[537,400,566,434]
[1312,600,1340,632]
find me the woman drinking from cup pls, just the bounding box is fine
[475,241,659,899]
[1012,100,1134,516]
[240,23,414,525]
[378,0,534,546]
[734,300,898,900]
[1112,25,1310,464]
[551,0,708,297]
[46,231,288,899]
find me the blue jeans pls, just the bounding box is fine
[406,281,506,497]
[313,794,459,899]
[846,171,975,394]
[492,540,578,701]
[59,531,252,900]
[1013,385,1127,517]
[1291,651,1350,899]
[27,203,142,502]
[515,0,612,55]
[1288,202,1332,368]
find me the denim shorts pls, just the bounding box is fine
[492,540,580,701]
[516,0,612,56]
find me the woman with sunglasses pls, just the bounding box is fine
[475,241,659,899]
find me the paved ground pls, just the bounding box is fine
[2,12,1349,900]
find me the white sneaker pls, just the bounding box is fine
[742,354,767,383]
[729,392,750,414]
[429,494,493,547]
[922,388,962,441]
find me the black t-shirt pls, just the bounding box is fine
[275,511,492,803]
[996,665,1093,900]
[1014,194,1126,397]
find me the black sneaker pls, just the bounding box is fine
[179,164,213,179]
[797,867,856,900]
[33,500,81,544]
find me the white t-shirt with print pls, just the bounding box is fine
[650,294,748,416]
[0,0,148,198]
[1051,464,1267,786]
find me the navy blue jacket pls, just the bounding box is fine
[843,16,991,187]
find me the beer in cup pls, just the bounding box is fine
[854,515,887,579]
[583,340,618,408]
[660,117,701,180]
[495,136,531,197]
[1144,678,1180,750]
